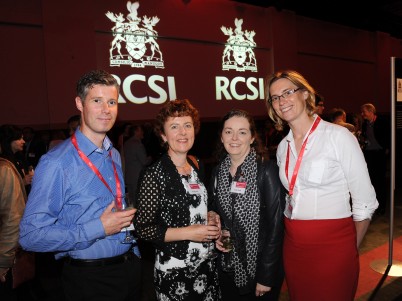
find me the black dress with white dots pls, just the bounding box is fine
[135,153,220,301]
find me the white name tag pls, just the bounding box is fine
[185,182,202,195]
[230,181,246,194]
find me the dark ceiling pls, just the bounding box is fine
[232,0,402,39]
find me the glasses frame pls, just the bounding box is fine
[267,88,302,105]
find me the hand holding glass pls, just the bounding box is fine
[221,228,235,272]
[114,194,135,244]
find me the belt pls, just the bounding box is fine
[64,251,135,267]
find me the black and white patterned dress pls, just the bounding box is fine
[135,154,220,301]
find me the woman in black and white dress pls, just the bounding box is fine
[134,99,221,301]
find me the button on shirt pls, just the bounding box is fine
[19,129,132,260]
[276,118,378,221]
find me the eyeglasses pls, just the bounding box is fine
[267,88,301,105]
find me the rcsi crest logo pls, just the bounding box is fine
[221,18,257,72]
[106,1,164,69]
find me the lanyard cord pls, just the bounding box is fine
[71,133,122,206]
[285,116,321,196]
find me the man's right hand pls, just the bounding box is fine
[100,202,136,236]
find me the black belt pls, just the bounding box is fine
[64,251,135,267]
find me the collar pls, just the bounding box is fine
[74,128,113,157]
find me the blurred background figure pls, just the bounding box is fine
[313,93,325,117]
[67,114,80,137]
[0,125,33,193]
[329,108,356,133]
[22,127,47,168]
[48,130,67,151]
[263,119,285,161]
[361,103,390,216]
[123,124,152,207]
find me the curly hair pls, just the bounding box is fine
[265,70,316,131]
[214,109,265,161]
[76,70,119,100]
[154,99,200,144]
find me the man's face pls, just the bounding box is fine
[361,108,375,122]
[75,84,118,142]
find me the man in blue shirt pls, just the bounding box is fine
[19,70,141,301]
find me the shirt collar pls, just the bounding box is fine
[74,128,113,156]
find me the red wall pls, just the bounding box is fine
[1,0,401,129]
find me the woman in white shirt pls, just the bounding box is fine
[265,70,378,301]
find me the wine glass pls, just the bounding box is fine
[221,227,235,272]
[202,211,218,260]
[114,193,136,244]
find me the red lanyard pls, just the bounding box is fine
[285,116,321,196]
[71,133,122,206]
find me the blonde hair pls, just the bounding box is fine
[361,103,376,114]
[265,70,316,131]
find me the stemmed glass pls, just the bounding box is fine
[202,211,219,259]
[114,193,136,244]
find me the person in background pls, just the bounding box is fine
[134,99,221,300]
[209,109,285,300]
[48,130,67,150]
[0,130,27,299]
[361,103,390,216]
[19,70,141,301]
[67,114,81,137]
[0,125,33,191]
[265,70,378,301]
[329,107,356,133]
[123,124,152,207]
[22,127,47,168]
[313,93,325,116]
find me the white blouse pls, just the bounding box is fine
[277,117,378,221]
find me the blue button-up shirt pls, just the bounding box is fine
[19,129,132,260]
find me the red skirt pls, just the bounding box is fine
[283,217,359,301]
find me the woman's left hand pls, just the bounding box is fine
[255,283,271,297]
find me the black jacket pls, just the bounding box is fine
[209,157,285,291]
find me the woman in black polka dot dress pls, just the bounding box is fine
[134,99,221,301]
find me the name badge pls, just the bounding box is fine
[230,181,246,194]
[284,194,295,218]
[185,182,202,195]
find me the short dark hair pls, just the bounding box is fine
[67,114,81,125]
[76,70,120,100]
[154,99,200,139]
[315,93,324,106]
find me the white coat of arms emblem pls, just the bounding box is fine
[106,1,164,68]
[221,18,257,72]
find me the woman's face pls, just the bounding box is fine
[11,137,25,153]
[221,116,254,160]
[269,78,308,124]
[162,116,195,156]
